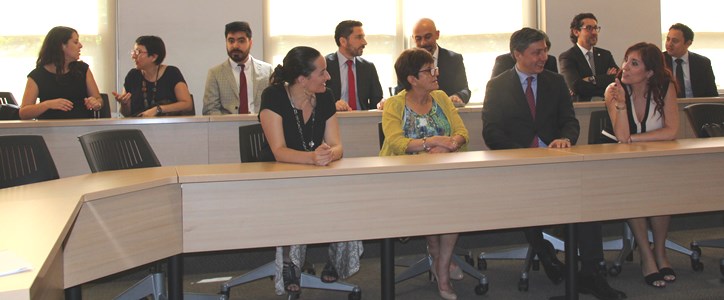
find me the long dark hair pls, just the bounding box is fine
[270,46,321,86]
[618,42,674,117]
[37,26,82,77]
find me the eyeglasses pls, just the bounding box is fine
[418,67,439,76]
[580,25,602,33]
[130,49,148,56]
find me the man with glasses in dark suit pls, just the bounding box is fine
[559,13,619,102]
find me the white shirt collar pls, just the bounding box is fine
[228,55,254,70]
[576,43,593,56]
[336,51,355,68]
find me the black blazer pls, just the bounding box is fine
[325,53,383,110]
[663,51,718,97]
[437,47,471,103]
[482,69,580,150]
[559,45,618,102]
[393,46,471,103]
[491,53,558,78]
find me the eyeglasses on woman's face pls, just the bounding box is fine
[418,66,439,76]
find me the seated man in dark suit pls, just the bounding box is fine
[325,20,383,111]
[559,13,619,102]
[664,23,718,98]
[483,27,626,300]
[491,35,557,77]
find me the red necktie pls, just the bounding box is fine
[346,60,357,110]
[526,76,539,148]
[238,63,249,114]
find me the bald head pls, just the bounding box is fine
[412,18,439,53]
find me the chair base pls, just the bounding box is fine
[477,232,564,291]
[395,254,489,295]
[604,224,703,276]
[217,260,360,299]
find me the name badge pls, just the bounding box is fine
[418,117,428,127]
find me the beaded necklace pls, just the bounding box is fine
[286,86,316,151]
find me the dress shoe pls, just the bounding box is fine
[578,273,627,300]
[537,240,565,284]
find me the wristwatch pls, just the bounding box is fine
[156,105,163,115]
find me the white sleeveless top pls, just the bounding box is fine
[626,87,664,133]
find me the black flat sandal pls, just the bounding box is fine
[321,262,339,283]
[659,267,677,282]
[282,261,301,294]
[644,272,666,288]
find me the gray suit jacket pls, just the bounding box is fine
[202,57,273,115]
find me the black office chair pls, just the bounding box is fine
[76,129,169,300]
[684,103,724,276]
[684,103,724,138]
[586,110,704,276]
[94,93,111,118]
[78,129,160,172]
[377,122,489,295]
[0,135,59,189]
[0,103,20,120]
[0,92,17,105]
[217,123,361,300]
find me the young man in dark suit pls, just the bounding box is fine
[325,20,383,111]
[559,13,619,102]
[664,23,718,98]
[483,27,626,300]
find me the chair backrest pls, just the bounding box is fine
[683,103,724,138]
[588,110,617,145]
[0,135,59,189]
[94,93,112,118]
[0,92,17,105]
[238,123,266,163]
[0,104,20,120]
[78,129,161,173]
[702,123,724,137]
[378,122,385,150]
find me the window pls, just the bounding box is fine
[0,0,114,104]
[661,0,724,91]
[265,0,534,104]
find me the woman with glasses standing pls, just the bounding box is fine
[113,35,193,117]
[20,26,103,119]
[380,48,468,300]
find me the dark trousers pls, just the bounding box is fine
[524,221,603,275]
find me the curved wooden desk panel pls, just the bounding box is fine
[2,97,722,177]
[3,138,724,299]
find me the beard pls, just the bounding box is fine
[228,49,248,63]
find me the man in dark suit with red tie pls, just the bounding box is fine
[325,20,383,111]
[664,23,718,98]
[559,13,619,102]
[483,27,626,300]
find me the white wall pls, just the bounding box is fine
[542,0,662,66]
[115,0,663,114]
[117,0,264,115]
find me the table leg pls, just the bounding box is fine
[381,238,395,300]
[550,223,578,300]
[168,254,183,299]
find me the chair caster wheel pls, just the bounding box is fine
[691,259,704,272]
[348,290,361,300]
[477,258,487,271]
[518,278,529,292]
[475,283,489,295]
[608,265,622,276]
[690,242,702,257]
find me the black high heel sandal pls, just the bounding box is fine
[282,261,301,295]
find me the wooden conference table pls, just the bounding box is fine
[2,138,724,299]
